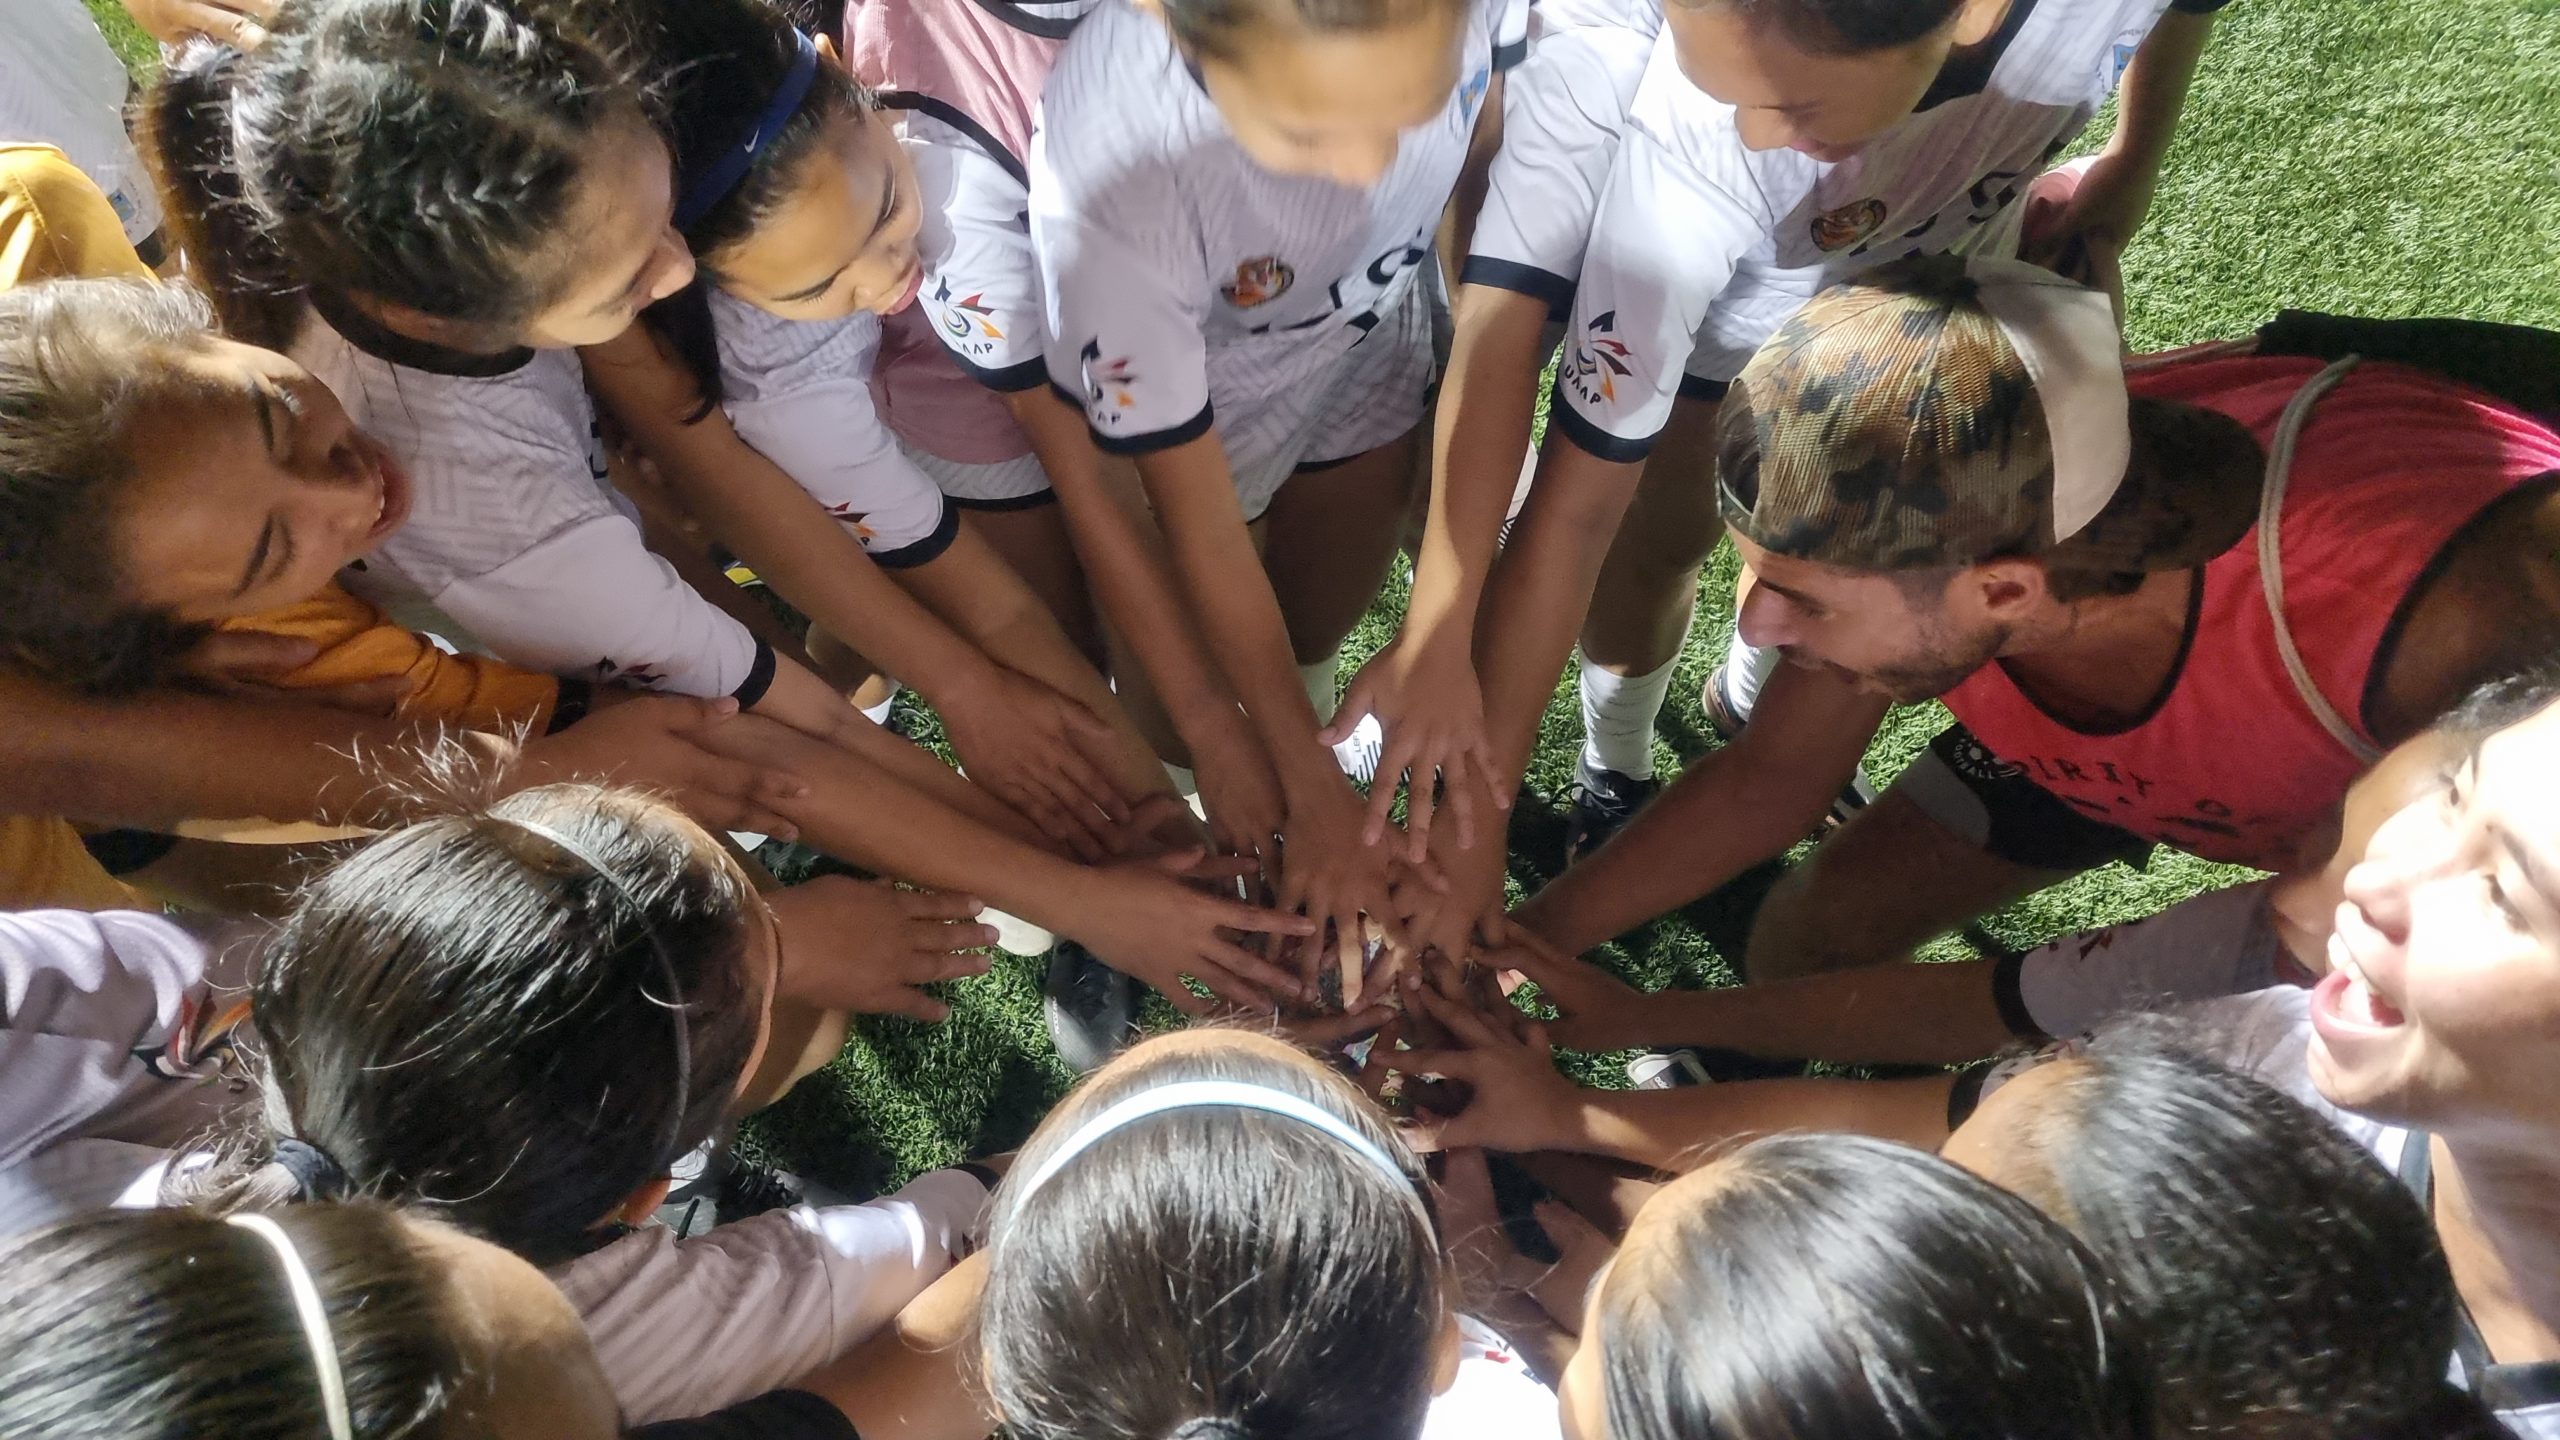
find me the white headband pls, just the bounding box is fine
[228,1213,354,1440]
[1012,1080,1432,1227]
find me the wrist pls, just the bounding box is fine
[912,657,1002,718]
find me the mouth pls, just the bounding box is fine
[2313,926,2408,1041]
[360,439,413,546]
[882,262,923,315]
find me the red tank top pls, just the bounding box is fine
[1943,354,2560,871]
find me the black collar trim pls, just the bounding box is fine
[305,287,536,379]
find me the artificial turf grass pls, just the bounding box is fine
[76,0,2559,1186]
[765,0,2560,1188]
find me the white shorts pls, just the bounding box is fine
[1228,271,1443,522]
[900,443,1057,508]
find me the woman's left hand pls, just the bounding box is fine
[938,667,1139,861]
[767,876,998,1022]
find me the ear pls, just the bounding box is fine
[597,1177,673,1231]
[1430,1294,1464,1397]
[1949,0,2013,47]
[1966,558,2049,619]
[815,31,845,73]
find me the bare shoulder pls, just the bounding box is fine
[2369,474,2560,744]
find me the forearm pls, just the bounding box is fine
[0,673,471,830]
[795,1254,994,1440]
[2100,10,2214,188]
[1516,665,1883,952]
[1512,749,1826,953]
[1471,443,1644,783]
[1608,961,2017,1067]
[695,717,1106,930]
[585,336,1002,709]
[1010,389,1247,748]
[900,525,1170,800]
[1562,1074,1958,1172]
[1140,439,1332,777]
[1408,287,1551,666]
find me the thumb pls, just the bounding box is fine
[1318,671,1381,745]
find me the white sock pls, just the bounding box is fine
[858,684,900,727]
[1579,653,1681,780]
[1297,655,1341,725]
[1720,631,1782,723]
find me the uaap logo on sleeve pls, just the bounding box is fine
[1221,256,1296,309]
[1077,338,1140,425]
[1812,198,1889,253]
[931,278,1006,345]
[2101,27,2146,89]
[1459,62,1493,124]
[136,993,253,1084]
[1559,310,1635,407]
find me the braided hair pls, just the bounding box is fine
[145,0,649,350]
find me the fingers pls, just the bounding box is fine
[896,888,988,923]
[1411,983,1508,1050]
[1359,748,1407,848]
[875,988,952,1024]
[665,693,747,734]
[1204,891,1319,939]
[1466,738,1514,813]
[922,951,995,984]
[1195,938,1301,1007]
[1279,1003,1397,1049]
[1318,672,1379,747]
[903,916,1001,954]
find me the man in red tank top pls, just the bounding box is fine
[1511,254,2560,991]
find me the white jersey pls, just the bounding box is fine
[0,0,163,246]
[1030,0,1526,465]
[0,910,258,1239]
[1464,21,1655,318]
[709,292,960,567]
[554,1167,993,1423]
[1425,1315,1566,1440]
[296,310,775,701]
[1554,0,2188,460]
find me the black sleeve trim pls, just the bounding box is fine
[935,337,1049,394]
[955,1161,1003,1192]
[731,639,780,709]
[874,91,1029,187]
[1049,380,1216,455]
[2167,0,2231,13]
[1946,1060,1999,1129]
[1989,947,2049,1042]
[544,679,594,735]
[1677,373,1733,402]
[950,489,1059,513]
[1492,36,1528,71]
[132,228,168,270]
[79,827,181,877]
[868,499,964,570]
[1458,256,1574,316]
[1548,376,1657,463]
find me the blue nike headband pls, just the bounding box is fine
[675,28,821,231]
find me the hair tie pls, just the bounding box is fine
[1012,1080,1432,1231]
[227,1213,354,1440]
[675,28,821,230]
[1169,1420,1251,1440]
[272,1138,350,1201]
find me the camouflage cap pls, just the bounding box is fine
[1717,254,2259,575]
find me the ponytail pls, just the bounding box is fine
[144,38,305,349]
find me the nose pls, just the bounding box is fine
[647,230,698,302]
[2337,857,2414,945]
[1734,583,1793,650]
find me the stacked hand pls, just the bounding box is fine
[120,0,273,46]
[767,876,998,1022]
[939,667,1140,861]
[1323,632,1513,863]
